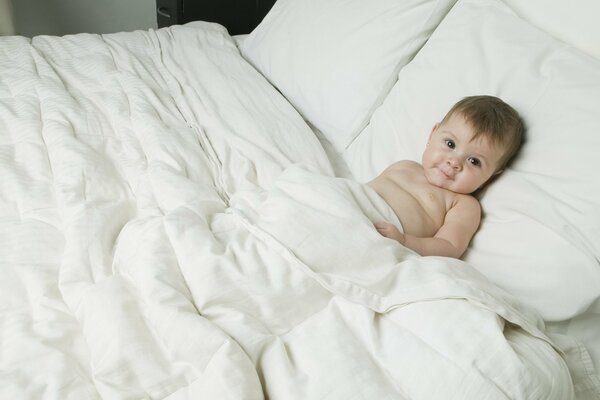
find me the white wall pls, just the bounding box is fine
[13,0,157,37]
[0,0,15,35]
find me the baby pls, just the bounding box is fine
[369,95,524,258]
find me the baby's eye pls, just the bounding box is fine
[445,139,455,149]
[468,157,481,167]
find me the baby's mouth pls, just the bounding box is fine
[439,167,453,179]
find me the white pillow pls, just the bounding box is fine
[502,0,600,61]
[241,0,458,152]
[343,0,600,321]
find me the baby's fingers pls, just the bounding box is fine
[374,221,389,229]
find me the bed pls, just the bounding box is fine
[1,0,599,398]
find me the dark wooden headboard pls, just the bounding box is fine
[156,0,277,35]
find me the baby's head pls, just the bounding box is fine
[441,95,524,172]
[422,95,524,194]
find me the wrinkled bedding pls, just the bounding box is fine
[0,22,575,399]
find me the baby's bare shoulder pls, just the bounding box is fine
[385,160,421,172]
[451,194,481,218]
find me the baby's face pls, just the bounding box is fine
[421,113,503,194]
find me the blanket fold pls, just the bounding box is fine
[226,166,574,399]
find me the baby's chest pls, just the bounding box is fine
[392,189,449,236]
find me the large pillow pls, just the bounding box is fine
[241,0,458,152]
[343,0,600,322]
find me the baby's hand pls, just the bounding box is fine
[374,221,405,244]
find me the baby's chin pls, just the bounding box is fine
[424,169,477,194]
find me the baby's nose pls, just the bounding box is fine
[447,157,462,170]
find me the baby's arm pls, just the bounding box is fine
[376,196,481,258]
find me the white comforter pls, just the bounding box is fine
[0,22,574,399]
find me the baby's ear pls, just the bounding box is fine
[428,123,440,140]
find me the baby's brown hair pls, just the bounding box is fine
[442,95,525,170]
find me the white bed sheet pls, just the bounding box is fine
[0,22,328,398]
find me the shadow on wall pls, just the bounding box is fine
[0,0,15,35]
[9,0,157,37]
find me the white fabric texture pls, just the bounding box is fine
[343,0,600,324]
[501,0,600,60]
[0,22,329,398]
[547,301,600,400]
[240,0,458,152]
[230,166,574,399]
[0,20,585,399]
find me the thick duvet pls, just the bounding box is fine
[0,22,574,399]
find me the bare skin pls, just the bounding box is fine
[368,113,504,258]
